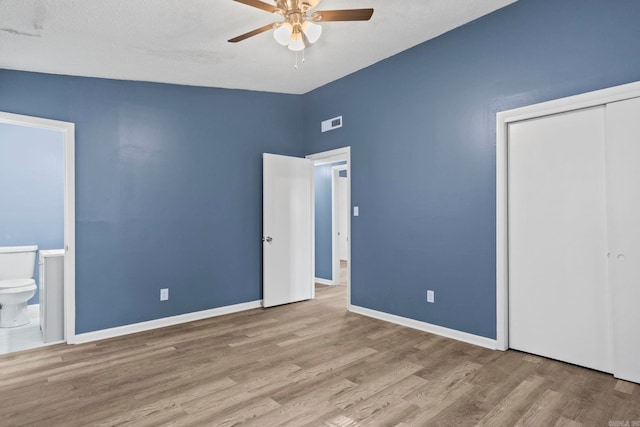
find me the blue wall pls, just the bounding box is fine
[0,123,64,305]
[0,71,304,333]
[314,161,346,280]
[302,0,640,339]
[1,0,639,339]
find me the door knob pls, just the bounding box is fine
[263,236,273,243]
[617,253,625,261]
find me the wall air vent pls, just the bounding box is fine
[321,116,342,132]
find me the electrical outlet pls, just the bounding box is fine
[160,288,169,301]
[427,290,435,303]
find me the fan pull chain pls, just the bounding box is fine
[293,50,306,70]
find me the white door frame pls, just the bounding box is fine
[496,81,640,351]
[306,147,351,308]
[331,165,348,286]
[0,111,76,344]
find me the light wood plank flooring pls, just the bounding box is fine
[0,284,638,426]
[339,260,348,286]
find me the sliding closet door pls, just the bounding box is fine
[508,107,612,373]
[605,97,640,383]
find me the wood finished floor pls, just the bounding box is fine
[1,284,638,427]
[339,260,348,286]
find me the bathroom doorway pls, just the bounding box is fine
[0,111,75,354]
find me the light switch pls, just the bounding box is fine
[354,206,359,217]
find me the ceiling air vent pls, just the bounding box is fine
[321,116,342,132]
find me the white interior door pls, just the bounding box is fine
[605,97,640,383]
[336,176,348,260]
[508,107,612,373]
[263,153,313,308]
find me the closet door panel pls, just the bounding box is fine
[508,107,611,373]
[606,97,640,383]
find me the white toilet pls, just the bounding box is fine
[0,246,38,328]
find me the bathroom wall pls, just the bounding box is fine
[0,122,64,305]
[0,70,304,333]
[302,0,640,339]
[314,161,346,280]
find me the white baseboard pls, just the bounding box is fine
[314,277,335,286]
[71,300,263,345]
[349,305,498,350]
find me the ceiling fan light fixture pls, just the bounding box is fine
[228,0,374,63]
[273,22,293,45]
[301,20,322,44]
[288,31,305,51]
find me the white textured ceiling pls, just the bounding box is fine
[0,0,517,94]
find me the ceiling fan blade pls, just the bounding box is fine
[232,0,278,14]
[312,8,374,22]
[228,23,276,43]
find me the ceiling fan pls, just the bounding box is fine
[228,0,374,53]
